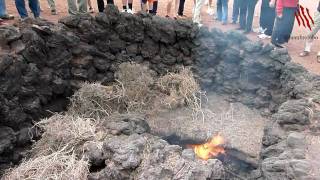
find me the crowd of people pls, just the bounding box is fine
[0,0,319,60]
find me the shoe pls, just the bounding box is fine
[253,27,264,33]
[121,9,127,13]
[0,14,14,20]
[272,42,284,48]
[236,27,244,30]
[207,7,214,15]
[89,7,94,13]
[127,9,135,14]
[198,23,203,28]
[299,51,310,57]
[231,21,236,24]
[51,10,57,15]
[317,52,320,63]
[222,22,227,25]
[258,33,271,39]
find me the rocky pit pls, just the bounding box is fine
[1,5,320,179]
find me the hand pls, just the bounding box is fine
[278,13,283,18]
[269,1,275,8]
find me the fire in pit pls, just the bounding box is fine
[189,134,225,160]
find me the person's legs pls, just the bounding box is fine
[216,0,222,21]
[152,0,158,14]
[245,0,257,32]
[107,0,114,4]
[67,0,78,15]
[127,0,133,11]
[304,11,320,52]
[0,0,7,16]
[232,0,240,23]
[282,8,296,43]
[178,0,185,15]
[78,0,88,13]
[239,0,247,29]
[264,5,275,36]
[221,0,228,24]
[259,0,268,30]
[15,0,29,18]
[174,0,179,17]
[28,0,40,18]
[47,0,57,14]
[97,0,104,12]
[193,0,204,24]
[122,0,127,11]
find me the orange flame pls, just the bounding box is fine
[190,134,225,160]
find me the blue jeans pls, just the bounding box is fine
[0,0,7,16]
[15,0,40,18]
[217,0,228,23]
[232,0,240,23]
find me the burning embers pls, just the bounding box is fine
[189,134,225,160]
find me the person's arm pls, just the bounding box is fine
[276,0,284,18]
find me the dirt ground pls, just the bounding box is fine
[1,0,320,74]
[149,93,266,159]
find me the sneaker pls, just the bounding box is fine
[207,7,214,15]
[127,9,135,14]
[258,33,271,39]
[198,23,203,28]
[121,9,127,13]
[0,14,14,20]
[89,7,94,13]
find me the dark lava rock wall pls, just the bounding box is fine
[1,5,320,178]
[0,6,199,171]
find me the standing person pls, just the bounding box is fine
[217,0,228,25]
[232,0,240,24]
[67,0,87,15]
[152,0,158,15]
[166,0,179,18]
[258,0,276,39]
[46,0,57,15]
[239,0,258,33]
[122,0,134,13]
[299,1,320,61]
[88,0,94,13]
[97,0,114,12]
[271,0,298,48]
[15,0,40,19]
[0,0,14,21]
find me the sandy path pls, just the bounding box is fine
[1,0,320,74]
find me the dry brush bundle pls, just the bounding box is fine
[32,114,97,156]
[156,67,204,113]
[68,82,126,119]
[3,148,89,180]
[115,62,157,111]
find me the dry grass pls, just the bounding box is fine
[115,62,157,111]
[156,67,204,114]
[32,114,97,156]
[68,82,126,119]
[3,148,89,180]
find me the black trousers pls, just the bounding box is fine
[260,0,275,36]
[239,0,258,31]
[97,0,114,12]
[232,0,240,23]
[271,7,296,45]
[178,0,186,16]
